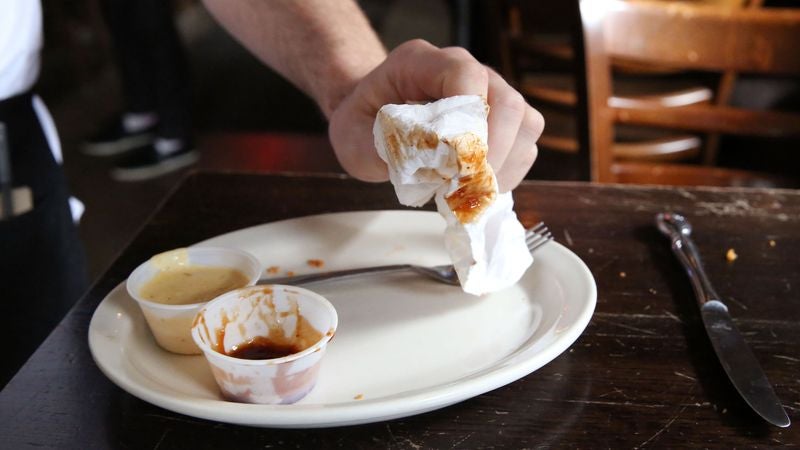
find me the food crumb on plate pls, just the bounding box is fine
[266,266,280,274]
[354,394,364,400]
[307,259,324,268]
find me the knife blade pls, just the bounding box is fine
[656,212,790,428]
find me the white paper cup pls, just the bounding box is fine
[127,247,261,354]
[191,285,338,404]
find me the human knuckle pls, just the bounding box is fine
[441,46,478,68]
[525,143,539,164]
[526,107,545,137]
[403,38,430,48]
[395,39,431,55]
[447,59,488,82]
[442,46,473,60]
[496,90,528,115]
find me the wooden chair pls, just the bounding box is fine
[495,1,586,158]
[580,0,800,186]
[495,0,728,171]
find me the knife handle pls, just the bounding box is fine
[656,213,720,305]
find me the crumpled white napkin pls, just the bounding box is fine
[373,95,533,295]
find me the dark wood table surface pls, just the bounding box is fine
[1,171,798,449]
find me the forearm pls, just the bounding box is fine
[202,0,387,118]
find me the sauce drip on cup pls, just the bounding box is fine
[126,247,262,354]
[192,285,337,404]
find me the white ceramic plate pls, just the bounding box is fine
[88,210,596,428]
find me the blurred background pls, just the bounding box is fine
[35,0,799,284]
[40,0,456,282]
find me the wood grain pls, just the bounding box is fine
[581,0,800,187]
[0,173,797,449]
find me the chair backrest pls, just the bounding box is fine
[581,0,800,184]
[494,0,592,181]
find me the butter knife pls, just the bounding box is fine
[656,212,790,428]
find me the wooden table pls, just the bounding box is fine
[1,172,798,448]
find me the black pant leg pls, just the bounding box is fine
[100,0,192,139]
[0,93,89,387]
[100,0,157,113]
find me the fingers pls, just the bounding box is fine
[383,39,489,101]
[327,39,543,189]
[328,93,389,182]
[383,42,542,191]
[486,68,543,191]
[494,106,544,192]
[329,39,493,183]
[486,69,526,172]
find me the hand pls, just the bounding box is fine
[328,39,544,192]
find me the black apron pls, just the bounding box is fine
[0,91,88,387]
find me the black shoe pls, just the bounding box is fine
[110,140,198,181]
[82,117,157,156]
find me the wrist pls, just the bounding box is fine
[315,49,386,119]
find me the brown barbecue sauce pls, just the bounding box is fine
[227,336,303,360]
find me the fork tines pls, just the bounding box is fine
[525,222,553,253]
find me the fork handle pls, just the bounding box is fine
[256,264,414,286]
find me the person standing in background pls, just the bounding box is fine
[0,0,88,387]
[82,0,197,181]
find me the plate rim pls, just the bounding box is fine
[88,210,597,428]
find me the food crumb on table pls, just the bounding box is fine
[769,239,776,248]
[619,271,626,278]
[726,248,738,262]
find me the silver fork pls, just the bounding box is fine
[256,222,553,286]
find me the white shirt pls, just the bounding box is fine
[0,0,42,100]
[0,1,83,222]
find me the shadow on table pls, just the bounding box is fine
[635,224,772,437]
